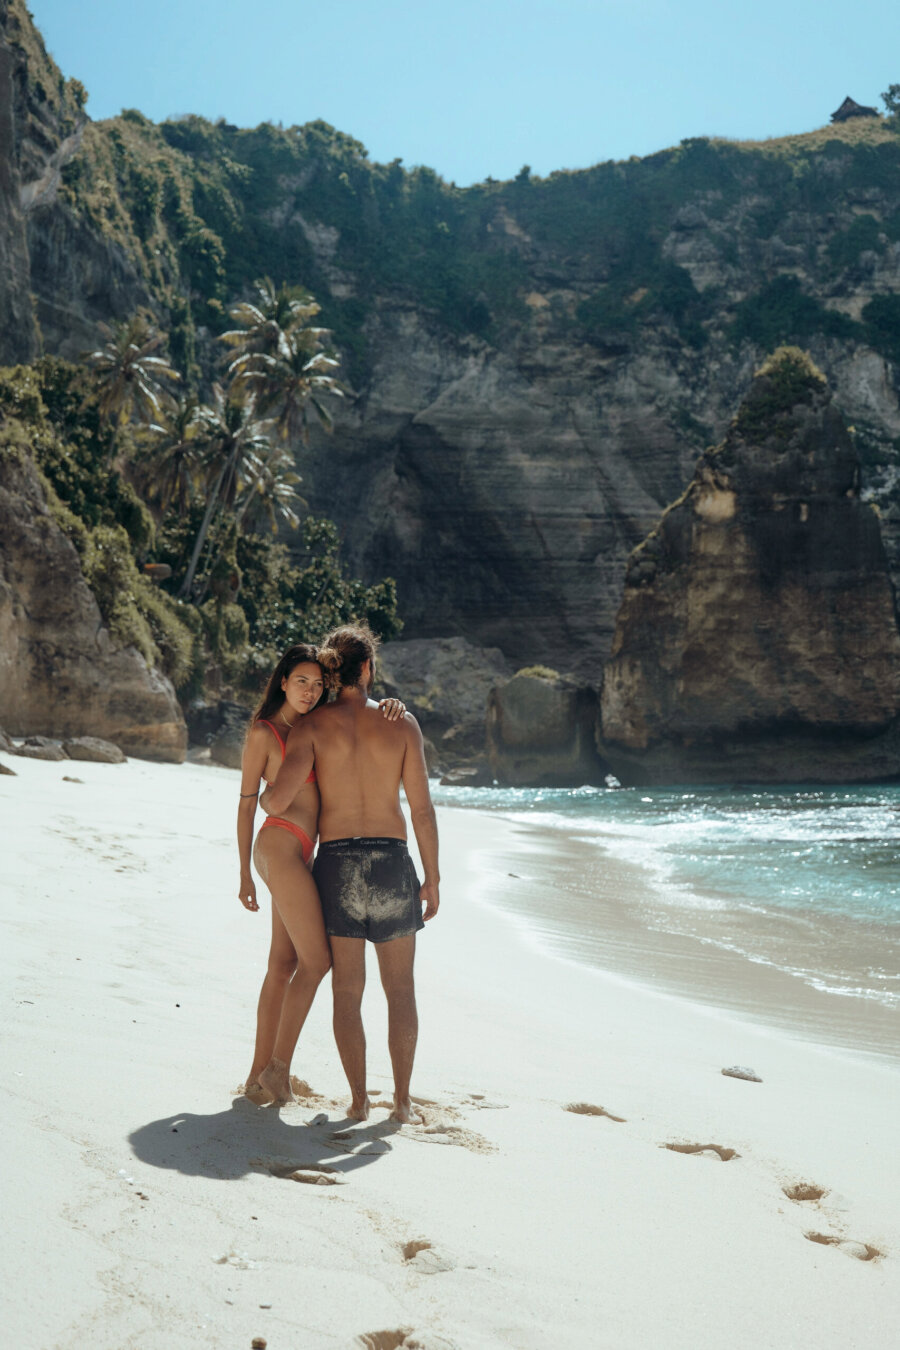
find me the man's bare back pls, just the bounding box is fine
[308,696,410,842]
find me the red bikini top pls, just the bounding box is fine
[258,718,316,785]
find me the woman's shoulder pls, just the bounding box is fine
[246,719,275,746]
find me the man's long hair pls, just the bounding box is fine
[317,623,380,693]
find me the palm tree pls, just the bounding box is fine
[178,385,275,598]
[136,394,202,515]
[234,439,305,534]
[219,277,324,362]
[230,328,344,444]
[86,315,180,426]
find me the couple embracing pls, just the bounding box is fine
[236,624,439,1125]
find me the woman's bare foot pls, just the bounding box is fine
[258,1057,295,1105]
[347,1094,371,1121]
[242,1078,272,1106]
[390,1097,425,1125]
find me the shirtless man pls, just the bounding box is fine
[261,623,439,1124]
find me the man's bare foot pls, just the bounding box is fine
[390,1097,425,1125]
[347,1095,371,1121]
[242,1078,272,1106]
[258,1058,295,1105]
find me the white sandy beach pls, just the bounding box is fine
[2,753,899,1350]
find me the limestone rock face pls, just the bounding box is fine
[487,670,606,787]
[0,9,38,365]
[600,350,900,784]
[0,449,186,761]
[378,636,512,756]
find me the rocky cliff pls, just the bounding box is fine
[3,0,900,682]
[0,444,186,760]
[0,0,38,364]
[599,348,900,784]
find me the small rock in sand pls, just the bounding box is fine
[62,735,127,763]
[0,760,16,775]
[62,775,84,783]
[721,1065,762,1082]
[252,1338,268,1349]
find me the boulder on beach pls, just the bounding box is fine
[15,735,67,761]
[487,668,607,787]
[62,736,127,763]
[439,762,494,788]
[207,703,253,769]
[379,636,512,758]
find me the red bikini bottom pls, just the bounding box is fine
[259,816,315,865]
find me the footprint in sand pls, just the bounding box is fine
[783,1182,827,1203]
[463,1093,509,1111]
[352,1330,459,1350]
[565,1102,626,1123]
[804,1232,883,1262]
[400,1239,455,1275]
[255,1159,346,1186]
[663,1142,739,1161]
[407,1122,496,1154]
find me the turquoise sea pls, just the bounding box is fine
[430,781,900,1042]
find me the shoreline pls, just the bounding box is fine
[3,756,899,1348]
[433,797,900,1064]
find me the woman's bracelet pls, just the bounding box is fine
[240,789,260,798]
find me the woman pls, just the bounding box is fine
[237,642,404,1104]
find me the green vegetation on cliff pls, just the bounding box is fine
[43,102,900,378]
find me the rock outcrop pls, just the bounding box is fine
[600,349,900,784]
[378,636,512,759]
[0,447,186,760]
[487,669,607,787]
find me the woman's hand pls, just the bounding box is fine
[239,874,259,912]
[379,698,407,721]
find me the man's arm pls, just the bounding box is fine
[401,716,439,921]
[261,722,316,816]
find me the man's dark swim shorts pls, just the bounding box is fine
[312,837,425,943]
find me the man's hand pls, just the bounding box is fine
[239,873,259,912]
[420,879,439,921]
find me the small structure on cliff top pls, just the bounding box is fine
[831,96,880,122]
[599,347,900,785]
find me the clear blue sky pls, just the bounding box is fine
[27,0,900,185]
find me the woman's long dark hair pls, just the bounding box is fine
[250,643,326,727]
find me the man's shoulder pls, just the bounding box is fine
[365,702,422,735]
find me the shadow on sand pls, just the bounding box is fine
[128,1096,398,1181]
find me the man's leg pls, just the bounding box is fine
[374,935,422,1125]
[330,936,369,1120]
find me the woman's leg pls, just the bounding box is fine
[256,833,332,1103]
[244,902,297,1096]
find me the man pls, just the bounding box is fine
[261,624,439,1124]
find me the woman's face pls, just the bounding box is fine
[281,661,324,717]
